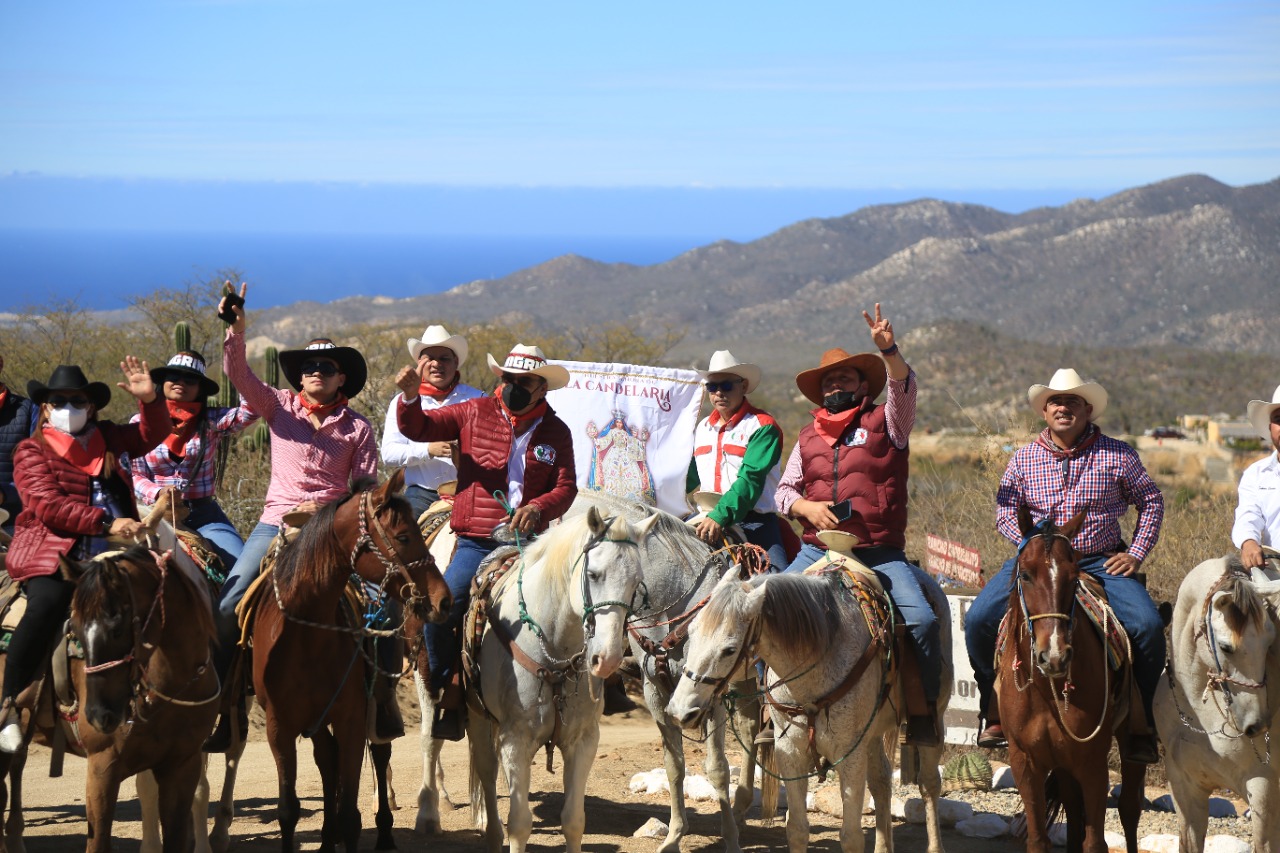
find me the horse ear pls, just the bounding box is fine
[632,511,661,541]
[59,553,86,584]
[587,505,607,537]
[743,579,768,618]
[1059,509,1088,541]
[1017,504,1034,537]
[386,467,406,495]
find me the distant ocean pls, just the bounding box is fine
[0,229,713,312]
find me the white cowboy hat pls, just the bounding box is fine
[486,343,570,391]
[816,529,861,554]
[407,325,468,367]
[697,350,761,394]
[1027,368,1108,419]
[1247,384,1280,439]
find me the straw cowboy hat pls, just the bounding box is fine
[278,338,368,397]
[150,351,220,399]
[486,344,570,391]
[697,350,761,394]
[795,348,887,407]
[1027,368,1108,419]
[27,365,112,410]
[1247,384,1280,439]
[407,325,468,367]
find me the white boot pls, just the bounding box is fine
[0,718,23,753]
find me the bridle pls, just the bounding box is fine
[351,490,434,613]
[1014,529,1079,646]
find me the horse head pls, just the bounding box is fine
[575,505,656,678]
[1201,567,1276,737]
[347,469,451,624]
[61,550,146,735]
[667,570,765,729]
[1015,505,1087,679]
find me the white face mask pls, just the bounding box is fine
[48,405,89,435]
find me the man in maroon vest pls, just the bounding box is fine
[775,304,942,745]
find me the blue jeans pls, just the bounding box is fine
[214,522,279,679]
[184,498,245,571]
[785,543,942,702]
[403,485,440,520]
[741,511,788,571]
[964,552,1166,725]
[424,534,499,691]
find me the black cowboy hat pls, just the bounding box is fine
[27,365,112,409]
[278,338,368,397]
[149,351,220,400]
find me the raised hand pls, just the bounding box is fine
[862,302,894,351]
[218,280,248,333]
[118,356,157,402]
[394,365,420,400]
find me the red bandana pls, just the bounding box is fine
[810,405,862,447]
[419,376,459,399]
[164,400,203,457]
[298,391,348,421]
[1035,423,1101,459]
[42,424,107,476]
[496,392,548,431]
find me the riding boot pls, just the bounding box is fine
[754,703,775,745]
[431,706,466,742]
[603,673,637,715]
[904,701,941,747]
[977,694,1006,749]
[0,698,22,754]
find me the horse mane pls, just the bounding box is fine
[1214,557,1270,639]
[699,572,843,661]
[274,492,353,585]
[511,510,635,600]
[72,545,217,642]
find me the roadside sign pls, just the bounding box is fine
[926,533,983,588]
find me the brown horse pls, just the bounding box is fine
[252,471,450,853]
[999,506,1145,853]
[0,534,220,853]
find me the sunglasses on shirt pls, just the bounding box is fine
[47,395,91,409]
[704,379,741,393]
[301,361,341,377]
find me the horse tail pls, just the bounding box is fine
[467,726,493,830]
[759,739,779,823]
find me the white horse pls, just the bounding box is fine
[668,567,952,853]
[1153,554,1280,853]
[466,504,655,852]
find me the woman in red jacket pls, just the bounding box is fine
[0,360,169,752]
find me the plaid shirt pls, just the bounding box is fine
[130,403,258,504]
[996,426,1164,562]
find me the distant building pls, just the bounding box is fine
[1206,418,1259,448]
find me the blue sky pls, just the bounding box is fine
[2,0,1277,192]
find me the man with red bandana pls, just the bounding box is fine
[394,343,577,740]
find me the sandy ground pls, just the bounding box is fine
[12,704,1032,853]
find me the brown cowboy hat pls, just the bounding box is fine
[795,348,887,406]
[27,365,112,410]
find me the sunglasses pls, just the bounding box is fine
[301,361,341,377]
[704,379,741,393]
[48,395,91,409]
[165,375,200,385]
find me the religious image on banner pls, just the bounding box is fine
[547,361,703,516]
[584,409,657,504]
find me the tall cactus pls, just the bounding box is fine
[264,346,280,389]
[173,321,191,353]
[240,346,280,452]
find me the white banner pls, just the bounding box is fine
[547,361,703,516]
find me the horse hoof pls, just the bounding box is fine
[375,836,396,851]
[415,819,441,835]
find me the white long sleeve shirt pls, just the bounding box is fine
[1232,451,1280,550]
[380,383,484,491]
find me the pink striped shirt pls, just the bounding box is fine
[776,369,917,515]
[224,329,378,526]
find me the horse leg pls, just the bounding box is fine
[775,734,811,853]
[501,740,536,853]
[466,714,502,851]
[191,755,211,853]
[703,704,743,853]
[137,770,161,853]
[912,738,946,853]
[267,722,302,853]
[369,742,396,850]
[1078,770,1111,853]
[864,736,892,853]
[311,728,342,853]
[413,671,444,834]
[4,744,26,853]
[730,678,760,819]
[336,722,366,853]
[83,755,122,853]
[1116,755,1146,853]
[156,755,204,853]
[210,732,246,853]
[1243,772,1277,853]
[1056,771,1085,853]
[1009,750,1051,853]
[645,681,689,853]
[560,722,599,853]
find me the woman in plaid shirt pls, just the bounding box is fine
[964,368,1165,764]
[130,350,257,569]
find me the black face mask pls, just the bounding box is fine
[823,390,861,414]
[502,382,535,413]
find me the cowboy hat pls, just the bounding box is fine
[150,351,219,399]
[688,491,723,514]
[27,365,111,410]
[1247,384,1280,439]
[1027,368,1108,419]
[486,343,570,391]
[697,350,761,394]
[795,348,887,407]
[278,339,368,397]
[407,325,468,367]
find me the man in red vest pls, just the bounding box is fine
[775,304,942,745]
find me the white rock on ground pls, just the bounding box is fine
[812,786,843,817]
[683,775,718,801]
[902,797,973,826]
[955,813,1009,838]
[632,817,668,839]
[628,768,669,795]
[1204,837,1252,853]
[1137,835,1180,853]
[992,765,1017,789]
